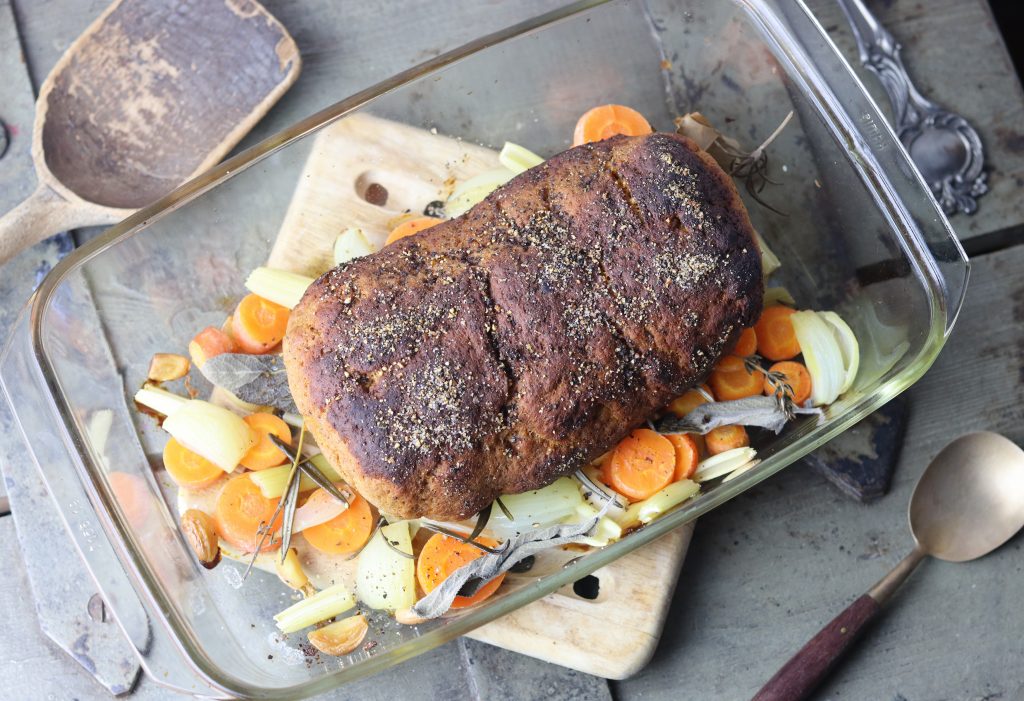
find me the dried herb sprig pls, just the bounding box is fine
[494,497,514,521]
[744,354,797,419]
[267,434,349,507]
[418,521,507,555]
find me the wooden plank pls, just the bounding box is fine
[615,244,1024,700]
[805,0,1024,242]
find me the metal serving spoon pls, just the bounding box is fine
[836,0,987,215]
[753,431,1024,701]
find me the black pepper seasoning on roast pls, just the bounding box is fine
[284,132,762,520]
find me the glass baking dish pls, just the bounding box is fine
[0,0,967,697]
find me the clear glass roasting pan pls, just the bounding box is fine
[0,0,967,697]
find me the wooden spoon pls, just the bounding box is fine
[0,0,301,264]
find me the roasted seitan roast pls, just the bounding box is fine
[284,132,763,520]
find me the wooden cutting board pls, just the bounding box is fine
[270,113,693,679]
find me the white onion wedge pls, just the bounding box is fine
[134,386,188,417]
[791,311,845,406]
[292,489,348,533]
[445,168,515,218]
[487,477,586,538]
[356,521,416,611]
[819,311,860,394]
[162,400,255,472]
[693,447,757,483]
[334,227,376,266]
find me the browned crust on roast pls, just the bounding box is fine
[284,132,763,520]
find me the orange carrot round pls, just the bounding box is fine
[231,293,290,354]
[163,437,225,488]
[764,360,812,406]
[667,385,710,418]
[302,492,375,555]
[733,327,757,357]
[189,326,237,368]
[214,473,282,553]
[705,425,750,456]
[573,104,653,146]
[709,356,765,401]
[666,433,700,481]
[416,533,506,609]
[603,428,676,501]
[107,471,152,529]
[385,217,442,246]
[754,306,801,361]
[239,413,291,470]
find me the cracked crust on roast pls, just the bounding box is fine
[283,132,763,520]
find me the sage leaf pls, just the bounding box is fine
[657,395,822,435]
[199,353,296,412]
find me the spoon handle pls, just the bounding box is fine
[752,548,926,701]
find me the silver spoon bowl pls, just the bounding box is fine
[754,432,1024,701]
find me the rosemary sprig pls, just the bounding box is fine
[380,519,415,560]
[744,354,796,419]
[278,422,307,563]
[467,504,492,543]
[268,434,349,507]
[418,521,507,555]
[345,517,383,561]
[494,497,514,521]
[574,469,625,509]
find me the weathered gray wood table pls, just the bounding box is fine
[1,1,1022,699]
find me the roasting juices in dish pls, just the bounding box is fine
[132,104,859,656]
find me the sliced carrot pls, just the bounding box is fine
[239,413,291,470]
[416,533,506,609]
[572,104,652,146]
[666,433,700,481]
[602,428,676,502]
[107,471,152,529]
[214,473,282,553]
[189,326,238,368]
[303,492,375,555]
[667,384,710,418]
[231,294,290,354]
[385,217,442,246]
[764,360,812,406]
[754,306,801,361]
[709,356,766,401]
[163,437,224,488]
[733,327,757,357]
[705,425,750,456]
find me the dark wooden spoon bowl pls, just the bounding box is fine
[0,0,300,264]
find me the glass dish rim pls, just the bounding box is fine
[22,0,968,696]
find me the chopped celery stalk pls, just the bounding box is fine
[618,479,701,527]
[162,400,255,472]
[334,227,376,266]
[753,230,781,277]
[693,447,757,483]
[250,465,316,498]
[487,477,586,538]
[722,459,762,483]
[356,522,416,611]
[445,168,515,218]
[309,453,344,483]
[763,286,796,307]
[274,583,356,633]
[498,142,544,174]
[819,311,860,395]
[134,386,188,417]
[244,267,315,309]
[791,311,846,406]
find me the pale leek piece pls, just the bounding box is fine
[819,311,860,394]
[693,447,758,483]
[618,478,700,528]
[486,477,586,538]
[274,583,356,633]
[145,395,255,472]
[498,142,544,174]
[356,521,416,611]
[334,227,377,266]
[250,464,316,499]
[791,311,846,406]
[244,267,315,310]
[445,168,515,218]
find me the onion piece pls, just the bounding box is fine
[445,168,515,218]
[498,142,544,174]
[356,521,416,611]
[161,400,255,472]
[486,477,586,538]
[693,447,757,483]
[791,311,846,406]
[292,489,349,533]
[819,311,860,394]
[334,227,376,266]
[135,386,188,417]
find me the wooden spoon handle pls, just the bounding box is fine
[751,594,880,701]
[0,183,81,265]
